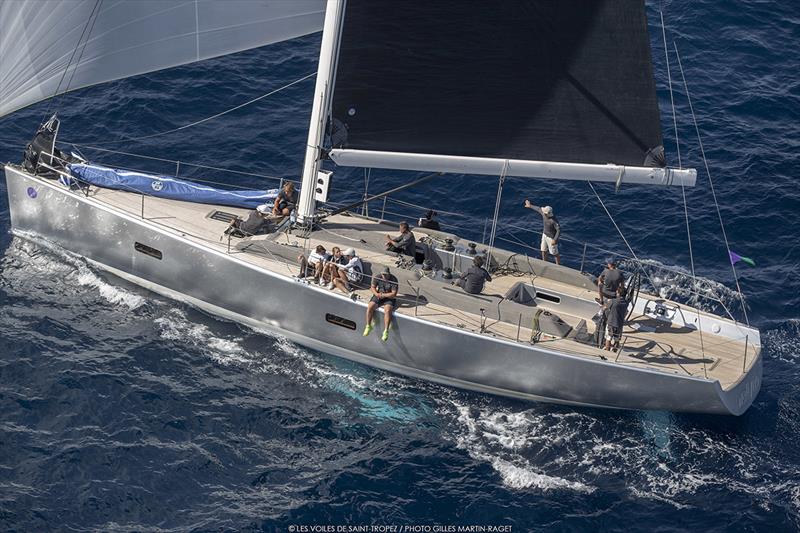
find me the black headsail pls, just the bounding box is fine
[330,0,675,177]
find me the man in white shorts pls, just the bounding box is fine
[524,199,561,264]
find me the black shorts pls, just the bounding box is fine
[370,296,396,308]
[386,244,412,256]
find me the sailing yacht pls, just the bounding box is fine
[1,0,761,415]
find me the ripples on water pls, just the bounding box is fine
[1,0,799,530]
[1,232,798,530]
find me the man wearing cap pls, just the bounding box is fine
[524,199,561,265]
[597,258,625,305]
[363,266,399,342]
[331,247,364,296]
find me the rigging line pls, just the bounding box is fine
[674,42,749,326]
[660,11,682,170]
[362,168,370,217]
[316,225,364,243]
[386,197,469,219]
[65,71,317,146]
[486,160,509,269]
[63,0,103,97]
[324,172,441,219]
[42,0,102,123]
[662,14,706,368]
[586,181,658,290]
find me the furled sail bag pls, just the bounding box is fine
[23,116,70,178]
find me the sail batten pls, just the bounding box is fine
[0,0,326,118]
[330,0,668,170]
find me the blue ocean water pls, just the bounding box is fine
[1,1,799,530]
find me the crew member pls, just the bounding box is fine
[273,181,297,216]
[385,221,416,257]
[297,245,330,284]
[523,199,561,264]
[598,257,625,305]
[322,246,347,287]
[455,256,492,295]
[603,285,628,351]
[331,248,363,296]
[363,266,399,342]
[418,210,441,231]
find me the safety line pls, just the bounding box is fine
[674,43,749,326]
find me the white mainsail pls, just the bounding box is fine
[0,0,325,118]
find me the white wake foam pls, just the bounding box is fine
[6,232,146,310]
[154,308,278,371]
[444,400,595,493]
[435,391,800,514]
[621,257,742,315]
[763,319,800,364]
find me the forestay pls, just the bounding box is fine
[329,0,696,186]
[0,0,325,118]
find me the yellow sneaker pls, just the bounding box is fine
[381,329,389,342]
[362,323,373,337]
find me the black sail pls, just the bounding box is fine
[331,0,666,168]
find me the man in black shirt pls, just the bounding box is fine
[603,285,629,351]
[455,256,492,295]
[225,209,272,238]
[364,266,399,342]
[272,181,297,216]
[598,258,625,305]
[385,221,416,257]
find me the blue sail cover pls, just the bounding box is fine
[68,164,280,209]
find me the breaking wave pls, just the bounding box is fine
[434,392,800,514]
[620,257,744,316]
[3,232,146,310]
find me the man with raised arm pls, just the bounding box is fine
[524,199,561,265]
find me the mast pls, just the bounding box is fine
[297,0,345,223]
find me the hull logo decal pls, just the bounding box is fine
[26,187,38,199]
[151,180,164,192]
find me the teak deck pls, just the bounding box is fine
[89,185,756,390]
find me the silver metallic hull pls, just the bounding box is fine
[4,166,762,414]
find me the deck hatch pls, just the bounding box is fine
[209,210,238,224]
[325,313,356,330]
[134,242,162,260]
